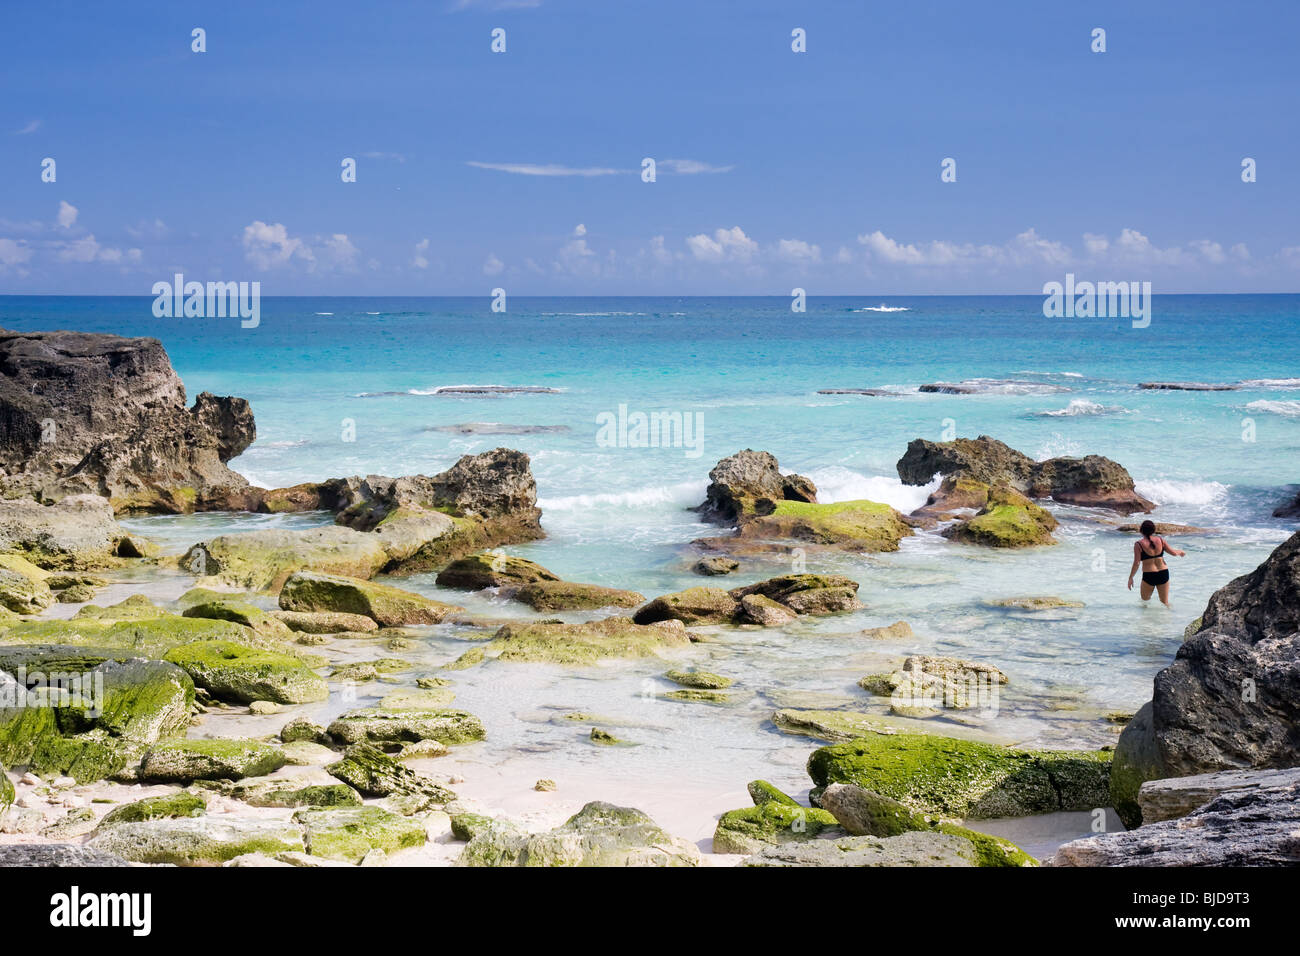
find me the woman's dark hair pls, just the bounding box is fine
[1139,519,1157,537]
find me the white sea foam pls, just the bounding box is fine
[538,480,706,513]
[1038,399,1129,417]
[854,304,910,313]
[806,466,939,512]
[1246,399,1300,417]
[1135,479,1230,507]
[1241,378,1300,388]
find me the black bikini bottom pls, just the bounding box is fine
[1142,568,1170,587]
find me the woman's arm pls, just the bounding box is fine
[1164,538,1187,557]
[1127,543,1141,589]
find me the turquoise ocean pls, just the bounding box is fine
[3,294,1297,834]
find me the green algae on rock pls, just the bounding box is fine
[665,669,732,689]
[98,791,207,827]
[943,486,1059,548]
[139,737,286,783]
[664,689,731,704]
[327,707,486,746]
[294,805,426,863]
[807,733,1111,818]
[632,586,739,625]
[730,573,865,615]
[435,553,559,590]
[163,640,328,705]
[490,616,692,665]
[326,742,456,800]
[733,498,914,553]
[770,708,899,742]
[712,801,841,854]
[89,816,305,865]
[512,580,645,611]
[270,609,378,634]
[742,830,979,867]
[748,780,800,807]
[458,801,699,867]
[182,600,295,640]
[278,570,461,626]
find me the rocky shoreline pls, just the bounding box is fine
[2,328,1298,867]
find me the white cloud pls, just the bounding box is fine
[572,223,587,237]
[125,218,169,240]
[659,159,734,175]
[57,201,77,229]
[14,120,40,135]
[319,233,360,271]
[467,161,626,177]
[412,238,430,269]
[55,234,141,265]
[686,226,758,263]
[362,151,408,163]
[449,0,542,9]
[243,221,310,269]
[483,253,504,276]
[774,238,822,263]
[0,238,32,272]
[649,235,673,265]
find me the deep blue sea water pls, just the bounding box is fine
[3,295,1298,816]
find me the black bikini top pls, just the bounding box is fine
[1139,535,1165,558]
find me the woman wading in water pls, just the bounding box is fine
[1127,519,1186,608]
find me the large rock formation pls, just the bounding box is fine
[181,449,545,586]
[0,329,256,512]
[1051,775,1300,866]
[1110,530,1300,827]
[897,435,1153,514]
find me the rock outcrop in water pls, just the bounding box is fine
[694,451,913,555]
[696,449,818,523]
[0,328,256,513]
[1109,530,1300,827]
[897,435,1154,514]
[182,449,545,587]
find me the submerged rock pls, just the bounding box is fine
[897,435,1153,514]
[860,620,914,640]
[731,573,865,615]
[665,669,732,689]
[270,609,378,634]
[0,328,256,512]
[278,571,461,626]
[490,616,692,664]
[459,801,700,867]
[807,734,1112,818]
[693,556,739,576]
[770,708,899,742]
[512,580,645,611]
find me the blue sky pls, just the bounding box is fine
[2,0,1298,295]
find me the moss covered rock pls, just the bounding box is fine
[459,801,699,867]
[180,526,391,591]
[99,791,207,827]
[818,783,1035,866]
[294,805,426,862]
[712,802,840,854]
[451,811,494,842]
[278,571,461,626]
[735,499,913,553]
[88,816,305,865]
[435,553,559,590]
[182,600,295,640]
[730,573,865,615]
[2,613,260,657]
[737,593,798,625]
[0,554,54,614]
[807,733,1111,818]
[631,587,739,625]
[748,780,800,807]
[139,737,286,782]
[490,616,692,664]
[270,609,378,634]
[326,742,456,800]
[327,707,485,746]
[163,641,328,704]
[770,708,898,742]
[512,580,645,611]
[665,669,732,689]
[944,488,1058,548]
